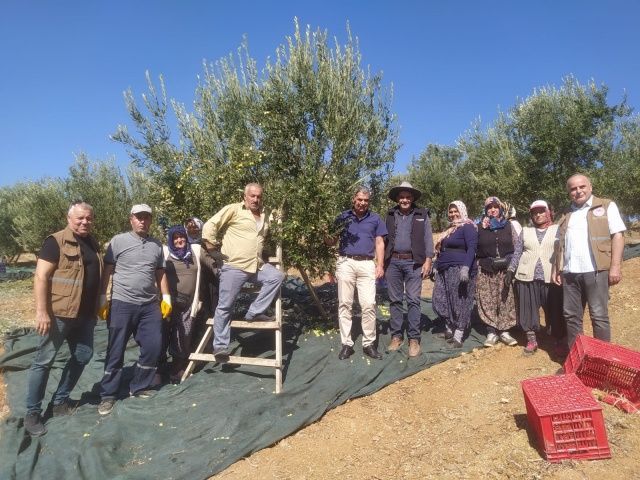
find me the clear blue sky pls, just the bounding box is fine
[1,0,639,187]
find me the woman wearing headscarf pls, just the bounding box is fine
[432,201,478,348]
[162,225,218,382]
[185,217,204,244]
[506,200,565,355]
[476,196,520,347]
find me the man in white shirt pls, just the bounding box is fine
[553,174,626,350]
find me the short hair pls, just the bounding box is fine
[68,201,94,217]
[566,173,591,190]
[244,183,263,195]
[352,186,371,199]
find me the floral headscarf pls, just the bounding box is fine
[436,200,475,252]
[481,196,509,231]
[167,225,192,265]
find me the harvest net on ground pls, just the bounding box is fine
[0,279,485,479]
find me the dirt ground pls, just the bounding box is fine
[2,254,640,479]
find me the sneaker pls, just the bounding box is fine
[499,331,518,346]
[523,341,538,355]
[245,313,275,322]
[52,399,77,417]
[387,336,403,352]
[24,412,47,437]
[408,339,421,357]
[484,333,499,347]
[98,399,115,416]
[499,332,518,346]
[132,389,156,399]
[447,339,464,349]
[435,329,453,340]
[213,348,230,362]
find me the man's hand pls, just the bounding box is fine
[98,294,110,320]
[609,265,622,286]
[552,271,562,286]
[161,294,173,320]
[375,264,385,279]
[35,311,52,336]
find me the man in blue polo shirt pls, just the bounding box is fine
[326,187,387,360]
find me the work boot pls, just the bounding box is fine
[387,336,403,352]
[52,399,77,416]
[408,339,421,357]
[24,412,46,437]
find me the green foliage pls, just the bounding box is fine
[8,179,68,254]
[413,76,639,219]
[0,187,22,259]
[407,145,471,230]
[113,19,398,276]
[0,155,151,255]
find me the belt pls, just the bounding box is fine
[344,254,374,261]
[442,247,466,253]
[391,252,413,260]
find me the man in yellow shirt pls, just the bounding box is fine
[202,183,285,360]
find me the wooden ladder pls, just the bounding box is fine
[180,247,284,393]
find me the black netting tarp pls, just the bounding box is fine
[0,281,485,480]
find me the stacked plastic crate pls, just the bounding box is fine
[521,334,640,462]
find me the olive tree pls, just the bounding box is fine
[113,20,399,317]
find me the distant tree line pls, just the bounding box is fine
[405,77,640,230]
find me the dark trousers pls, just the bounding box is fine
[100,299,163,399]
[385,259,423,341]
[26,317,95,415]
[562,270,610,348]
[515,280,565,338]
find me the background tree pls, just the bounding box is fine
[0,186,23,261]
[113,20,399,316]
[411,77,638,222]
[407,145,470,230]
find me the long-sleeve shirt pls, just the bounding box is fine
[202,202,269,273]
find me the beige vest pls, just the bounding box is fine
[515,225,558,283]
[556,196,612,272]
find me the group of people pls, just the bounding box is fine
[327,174,625,363]
[24,183,285,436]
[22,174,625,437]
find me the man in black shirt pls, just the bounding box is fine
[24,202,102,437]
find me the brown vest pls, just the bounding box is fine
[49,227,103,318]
[556,196,612,272]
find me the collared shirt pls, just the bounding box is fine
[105,231,165,304]
[202,202,268,273]
[336,209,387,257]
[564,195,626,273]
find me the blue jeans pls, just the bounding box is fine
[385,259,423,341]
[213,263,285,351]
[26,317,95,415]
[100,299,163,399]
[563,270,610,348]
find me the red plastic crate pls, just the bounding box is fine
[564,335,640,403]
[521,373,611,462]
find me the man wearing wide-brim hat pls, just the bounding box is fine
[383,181,434,357]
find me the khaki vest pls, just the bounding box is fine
[49,227,103,318]
[556,196,612,272]
[515,225,558,283]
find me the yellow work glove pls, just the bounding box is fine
[98,294,110,320]
[161,294,172,320]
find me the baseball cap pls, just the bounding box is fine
[529,200,548,210]
[130,204,153,215]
